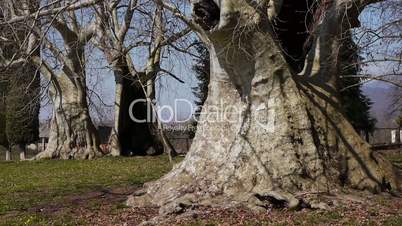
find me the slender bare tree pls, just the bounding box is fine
[92,0,190,157]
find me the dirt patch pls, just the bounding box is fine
[75,191,402,225]
[26,186,139,214]
[2,186,402,225]
[34,186,159,225]
[28,187,398,226]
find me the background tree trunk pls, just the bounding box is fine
[146,78,177,158]
[5,148,11,161]
[16,144,26,161]
[108,79,123,157]
[35,76,102,160]
[95,1,181,157]
[19,151,26,161]
[110,63,163,156]
[110,70,177,157]
[128,0,398,213]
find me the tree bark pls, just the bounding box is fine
[128,0,398,213]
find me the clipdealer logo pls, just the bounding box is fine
[128,98,276,132]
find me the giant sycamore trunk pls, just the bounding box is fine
[32,17,102,160]
[35,75,102,159]
[128,0,398,212]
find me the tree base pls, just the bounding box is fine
[127,66,398,215]
[33,102,103,160]
[127,93,398,214]
[34,145,102,160]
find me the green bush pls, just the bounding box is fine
[4,64,40,146]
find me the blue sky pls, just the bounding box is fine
[40,2,401,124]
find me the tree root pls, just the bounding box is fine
[127,188,332,220]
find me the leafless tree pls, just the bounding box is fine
[91,0,192,158]
[348,0,401,88]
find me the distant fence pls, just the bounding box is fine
[35,126,400,154]
[361,128,402,147]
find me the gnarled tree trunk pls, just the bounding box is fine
[35,75,102,160]
[31,11,103,160]
[128,0,398,213]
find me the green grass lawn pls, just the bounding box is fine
[0,151,401,225]
[0,156,175,216]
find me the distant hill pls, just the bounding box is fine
[362,85,399,128]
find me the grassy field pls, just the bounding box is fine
[0,151,401,225]
[0,155,176,225]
